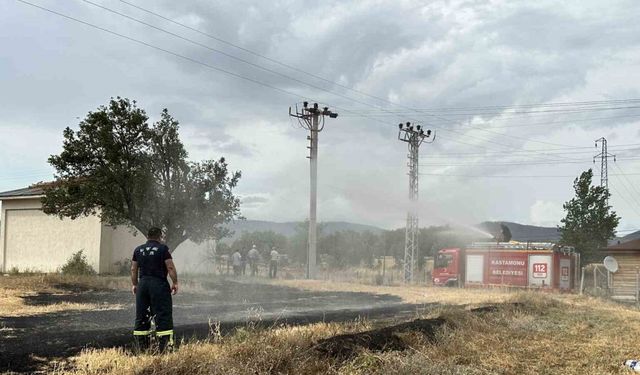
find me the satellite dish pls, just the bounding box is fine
[604,256,619,273]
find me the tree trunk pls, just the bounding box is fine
[165,235,188,253]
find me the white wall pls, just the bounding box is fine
[101,224,144,273]
[0,197,217,274]
[107,225,216,275]
[1,198,102,273]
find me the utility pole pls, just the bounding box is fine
[594,137,616,200]
[289,102,338,279]
[397,122,434,283]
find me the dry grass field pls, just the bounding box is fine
[9,280,633,374]
[267,278,513,305]
[4,275,640,374]
[0,274,127,317]
[44,291,640,375]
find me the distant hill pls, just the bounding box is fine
[223,219,563,242]
[620,230,640,242]
[222,220,384,241]
[478,221,561,242]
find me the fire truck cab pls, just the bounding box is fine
[432,248,463,286]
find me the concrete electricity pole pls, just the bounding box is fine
[289,102,338,279]
[594,137,616,192]
[398,122,433,283]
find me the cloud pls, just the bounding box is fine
[530,200,564,227]
[2,0,640,231]
[240,194,269,207]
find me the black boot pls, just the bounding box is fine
[134,335,151,353]
[158,333,174,353]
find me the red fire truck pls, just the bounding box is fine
[432,242,579,290]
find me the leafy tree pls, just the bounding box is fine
[287,221,326,264]
[42,97,241,252]
[559,169,619,262]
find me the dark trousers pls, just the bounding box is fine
[269,260,278,278]
[134,277,174,351]
[249,259,258,276]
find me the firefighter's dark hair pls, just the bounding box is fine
[147,227,162,240]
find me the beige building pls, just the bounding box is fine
[0,186,214,274]
[603,239,640,299]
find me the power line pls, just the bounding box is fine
[82,0,615,158]
[113,0,640,148]
[123,0,640,136]
[421,149,640,159]
[23,0,517,156]
[22,0,568,164]
[79,0,409,116]
[15,0,403,139]
[17,0,326,103]
[419,157,640,167]
[347,98,640,112]
[341,104,640,116]
[610,165,640,217]
[340,113,640,131]
[117,0,396,107]
[19,0,634,165]
[615,164,640,198]
[417,143,640,157]
[609,183,640,221]
[419,173,640,178]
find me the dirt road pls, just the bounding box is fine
[0,279,420,373]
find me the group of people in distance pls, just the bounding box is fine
[231,245,280,278]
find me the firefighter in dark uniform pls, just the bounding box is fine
[130,227,179,352]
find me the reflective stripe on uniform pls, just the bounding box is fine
[156,329,174,345]
[133,330,152,336]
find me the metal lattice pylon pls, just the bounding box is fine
[593,137,616,204]
[398,122,433,283]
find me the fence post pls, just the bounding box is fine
[579,267,585,295]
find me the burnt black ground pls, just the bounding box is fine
[0,278,423,373]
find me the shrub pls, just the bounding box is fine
[60,250,96,276]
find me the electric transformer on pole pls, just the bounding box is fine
[289,102,338,279]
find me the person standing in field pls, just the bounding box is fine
[131,227,178,353]
[269,247,279,279]
[248,245,260,276]
[241,249,248,275]
[232,250,242,276]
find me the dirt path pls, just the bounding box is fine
[1,279,421,373]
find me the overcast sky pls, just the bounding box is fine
[1,0,640,233]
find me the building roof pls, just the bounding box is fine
[0,186,45,200]
[606,238,640,251]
